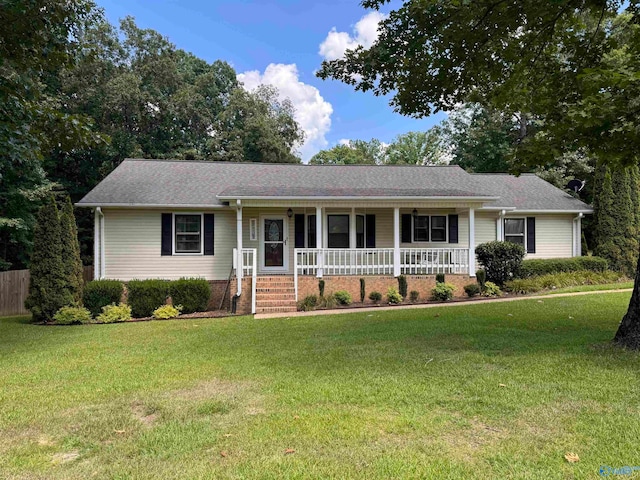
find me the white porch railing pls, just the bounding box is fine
[294,247,469,277]
[400,248,469,275]
[233,248,257,314]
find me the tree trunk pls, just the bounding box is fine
[614,248,640,349]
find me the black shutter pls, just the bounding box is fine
[448,214,459,244]
[161,213,172,256]
[526,217,536,253]
[401,214,412,243]
[204,214,214,255]
[307,215,317,248]
[294,214,305,248]
[366,214,376,248]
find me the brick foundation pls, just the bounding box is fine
[229,277,253,315]
[208,280,231,311]
[297,274,472,304]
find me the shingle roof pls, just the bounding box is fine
[77,159,592,212]
[77,159,496,206]
[472,174,592,211]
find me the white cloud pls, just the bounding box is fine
[238,63,333,162]
[338,138,351,146]
[319,11,387,61]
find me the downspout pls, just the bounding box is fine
[94,207,105,279]
[232,199,242,313]
[573,212,584,256]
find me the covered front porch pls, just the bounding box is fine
[232,200,483,284]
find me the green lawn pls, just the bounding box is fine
[1,293,639,479]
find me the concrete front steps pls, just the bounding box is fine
[255,276,297,314]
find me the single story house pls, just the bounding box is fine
[77,159,592,314]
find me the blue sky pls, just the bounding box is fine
[97,0,445,161]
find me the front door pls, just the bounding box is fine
[261,216,288,272]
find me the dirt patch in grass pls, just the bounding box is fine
[51,450,80,465]
[169,378,254,402]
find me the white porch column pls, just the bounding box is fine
[236,200,243,292]
[577,215,582,256]
[393,207,400,277]
[349,207,356,248]
[316,206,323,277]
[469,207,476,277]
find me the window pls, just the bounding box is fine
[327,215,349,248]
[175,214,202,253]
[356,215,365,248]
[413,216,430,242]
[249,218,258,241]
[307,215,317,248]
[504,218,525,245]
[430,215,447,242]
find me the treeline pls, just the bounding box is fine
[0,1,305,271]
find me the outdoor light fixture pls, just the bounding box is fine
[287,208,293,218]
[412,208,418,218]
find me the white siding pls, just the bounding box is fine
[510,214,574,259]
[103,208,236,281]
[475,212,497,247]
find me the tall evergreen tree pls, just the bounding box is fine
[24,196,73,322]
[60,196,84,304]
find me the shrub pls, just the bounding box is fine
[53,306,92,325]
[505,270,623,294]
[318,280,325,298]
[334,290,352,305]
[476,269,487,289]
[170,278,211,313]
[431,282,455,301]
[387,287,403,304]
[25,195,72,322]
[318,293,337,309]
[152,304,182,319]
[475,241,525,285]
[369,291,382,303]
[83,280,124,317]
[359,278,366,303]
[397,275,408,299]
[298,295,318,311]
[482,281,502,297]
[518,256,609,278]
[435,273,446,283]
[127,279,171,318]
[409,290,420,302]
[59,196,84,305]
[97,303,132,323]
[464,283,481,297]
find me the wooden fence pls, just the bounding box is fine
[0,266,94,317]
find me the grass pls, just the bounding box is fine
[1,292,639,479]
[538,281,634,295]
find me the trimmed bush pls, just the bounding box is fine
[397,275,408,299]
[318,280,325,298]
[152,304,182,319]
[60,196,84,305]
[53,306,92,325]
[298,295,318,311]
[464,283,481,297]
[475,241,525,285]
[482,281,502,297]
[25,195,72,322]
[387,287,403,304]
[476,269,486,289]
[334,290,352,305]
[369,291,382,303]
[97,303,132,323]
[127,279,171,318]
[505,270,624,294]
[431,282,455,301]
[318,294,337,309]
[360,278,366,303]
[170,278,211,313]
[518,256,609,278]
[83,280,124,317]
[435,273,446,283]
[409,290,420,302]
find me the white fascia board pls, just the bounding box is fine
[507,209,593,214]
[216,195,500,202]
[75,203,232,209]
